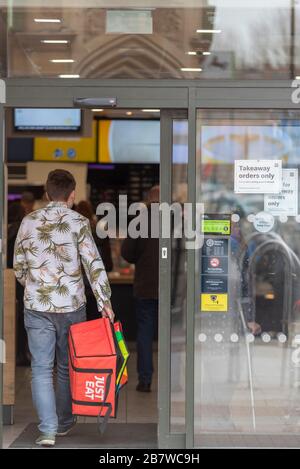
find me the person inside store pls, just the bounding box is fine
[13,169,114,447]
[20,191,35,215]
[76,199,113,321]
[33,190,49,210]
[121,185,159,393]
[7,202,31,366]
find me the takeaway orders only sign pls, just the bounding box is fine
[234,160,282,194]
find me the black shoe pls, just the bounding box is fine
[136,382,151,392]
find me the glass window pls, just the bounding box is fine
[0,1,299,79]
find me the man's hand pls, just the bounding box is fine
[247,321,262,335]
[102,303,115,323]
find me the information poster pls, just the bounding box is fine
[201,276,228,294]
[234,160,282,194]
[264,169,298,216]
[202,237,229,257]
[200,237,229,313]
[202,256,228,275]
[201,293,228,312]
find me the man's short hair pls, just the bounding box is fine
[46,169,76,201]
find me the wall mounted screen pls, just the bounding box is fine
[99,119,160,164]
[14,108,82,131]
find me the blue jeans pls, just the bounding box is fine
[24,306,86,435]
[136,298,158,385]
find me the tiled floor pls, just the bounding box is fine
[3,346,158,449]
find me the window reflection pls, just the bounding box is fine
[0,2,299,79]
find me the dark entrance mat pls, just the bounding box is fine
[9,423,158,449]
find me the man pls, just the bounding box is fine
[121,186,159,393]
[14,169,114,447]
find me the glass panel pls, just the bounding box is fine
[195,109,300,447]
[0,1,299,79]
[170,118,188,433]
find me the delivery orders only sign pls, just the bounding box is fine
[234,160,282,194]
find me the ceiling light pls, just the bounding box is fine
[296,76,300,80]
[126,111,133,116]
[186,51,197,56]
[92,109,104,112]
[196,29,221,33]
[34,18,61,23]
[41,40,69,44]
[181,68,202,72]
[50,59,75,63]
[203,51,211,56]
[58,74,80,78]
[142,109,160,113]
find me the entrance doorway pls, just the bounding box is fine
[0,79,191,449]
[2,79,300,449]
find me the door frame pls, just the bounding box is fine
[159,109,188,449]
[1,78,300,449]
[0,79,5,450]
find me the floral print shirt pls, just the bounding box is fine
[13,201,111,313]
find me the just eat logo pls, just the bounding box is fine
[85,375,105,401]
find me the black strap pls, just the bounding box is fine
[97,371,113,435]
[97,403,113,435]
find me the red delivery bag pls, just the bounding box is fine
[68,317,118,434]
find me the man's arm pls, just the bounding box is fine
[78,220,114,321]
[13,222,28,286]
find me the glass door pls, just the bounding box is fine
[193,109,300,448]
